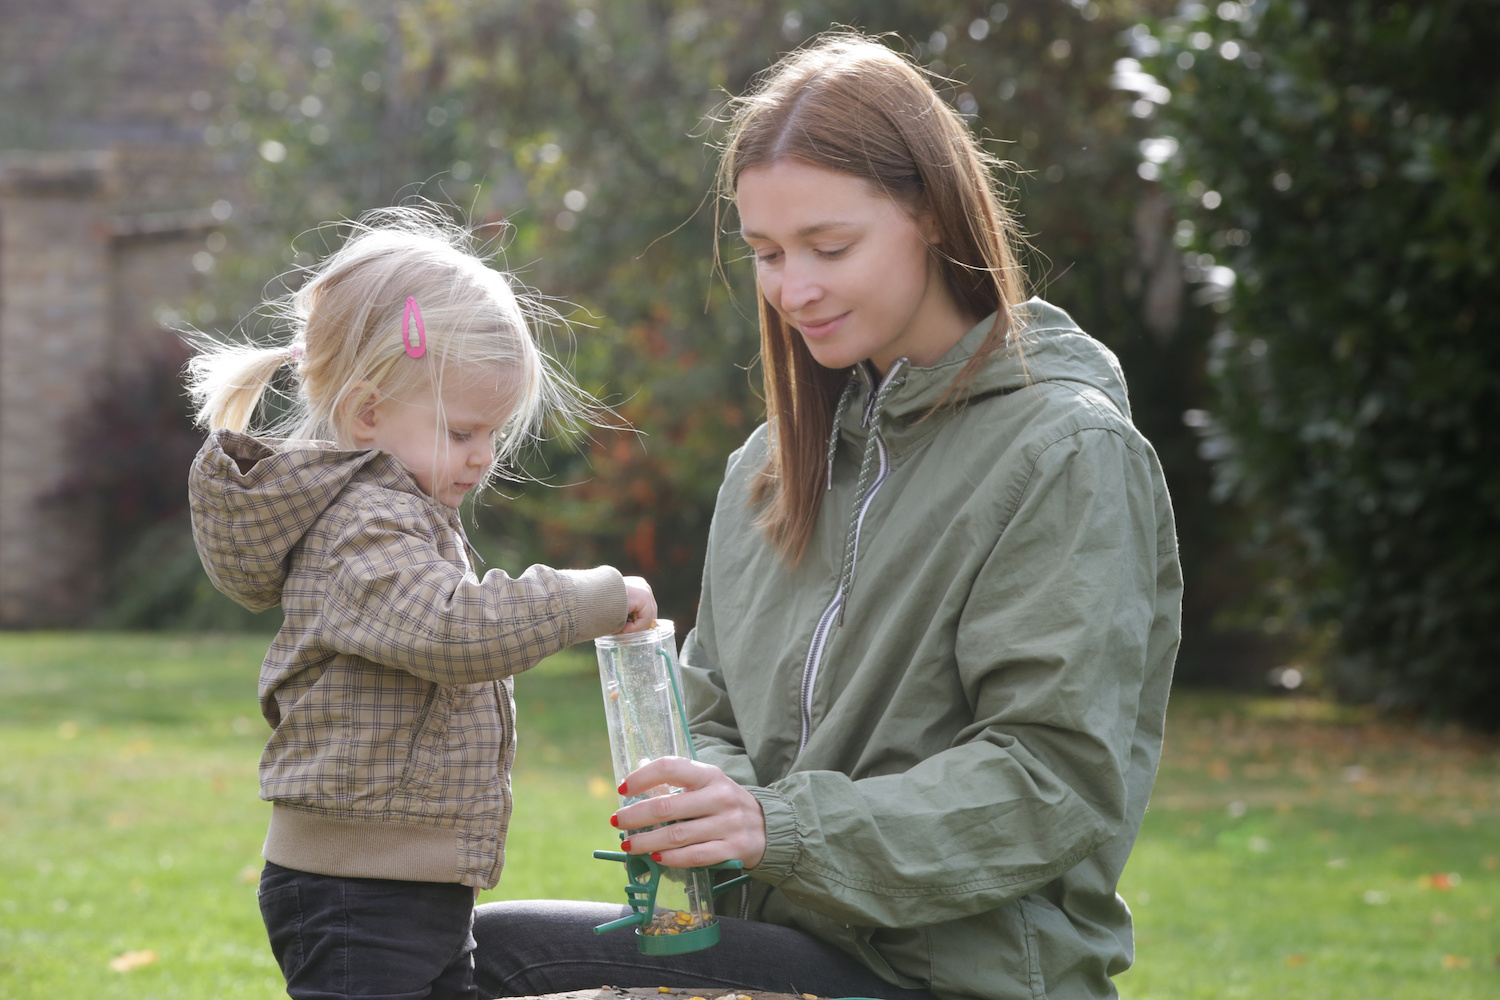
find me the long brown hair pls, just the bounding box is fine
[717,31,1026,563]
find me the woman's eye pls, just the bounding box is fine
[753,249,781,265]
[817,245,850,259]
[450,430,473,442]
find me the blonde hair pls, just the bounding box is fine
[187,206,595,493]
[716,31,1027,563]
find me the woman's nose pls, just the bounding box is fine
[777,257,822,312]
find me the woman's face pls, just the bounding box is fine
[737,159,975,373]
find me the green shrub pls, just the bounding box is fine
[1143,1,1500,725]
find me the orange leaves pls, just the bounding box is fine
[1418,872,1461,891]
[623,518,658,574]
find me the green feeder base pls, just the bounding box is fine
[635,920,721,955]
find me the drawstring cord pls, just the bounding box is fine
[825,376,861,492]
[828,361,907,625]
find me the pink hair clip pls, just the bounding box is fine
[402,296,426,359]
[287,343,305,363]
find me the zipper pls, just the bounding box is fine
[796,361,903,756]
[798,593,844,755]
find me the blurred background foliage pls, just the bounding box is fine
[66,0,1496,725]
[1140,0,1500,726]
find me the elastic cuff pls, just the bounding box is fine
[558,565,627,641]
[746,785,801,885]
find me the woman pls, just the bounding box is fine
[475,32,1180,1000]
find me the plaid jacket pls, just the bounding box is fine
[188,429,626,888]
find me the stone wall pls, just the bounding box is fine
[0,0,243,625]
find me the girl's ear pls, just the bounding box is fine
[344,381,383,444]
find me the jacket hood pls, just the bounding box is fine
[879,297,1131,423]
[188,429,418,612]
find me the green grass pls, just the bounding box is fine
[1,633,1497,998]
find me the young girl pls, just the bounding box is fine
[474,32,1181,1000]
[186,208,656,1000]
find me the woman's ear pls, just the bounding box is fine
[343,381,383,444]
[916,206,942,245]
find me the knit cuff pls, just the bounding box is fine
[559,565,628,642]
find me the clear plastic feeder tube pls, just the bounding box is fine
[595,621,717,940]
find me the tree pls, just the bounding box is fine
[1141,0,1500,725]
[156,0,1237,669]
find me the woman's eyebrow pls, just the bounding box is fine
[741,221,858,241]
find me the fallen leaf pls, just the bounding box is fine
[108,950,158,972]
[588,776,612,799]
[1440,954,1471,970]
[238,866,260,884]
[1419,872,1459,891]
[1285,953,1306,967]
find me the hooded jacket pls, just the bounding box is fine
[681,299,1181,1000]
[188,430,626,889]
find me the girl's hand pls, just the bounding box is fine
[612,757,766,869]
[618,575,658,634]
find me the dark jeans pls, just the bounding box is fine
[471,899,938,1000]
[258,861,478,1000]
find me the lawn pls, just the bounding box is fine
[0,632,1495,998]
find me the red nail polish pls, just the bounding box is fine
[617,781,628,795]
[650,852,662,862]
[609,814,619,828]
[620,839,631,851]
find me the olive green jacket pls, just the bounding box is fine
[681,299,1181,1000]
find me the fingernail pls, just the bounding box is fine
[621,839,632,852]
[650,852,663,862]
[609,814,619,828]
[617,781,628,795]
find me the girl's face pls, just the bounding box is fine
[737,159,977,374]
[351,365,515,507]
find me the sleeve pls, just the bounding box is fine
[678,494,762,788]
[320,496,626,685]
[745,427,1166,927]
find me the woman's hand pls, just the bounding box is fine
[612,757,766,869]
[617,576,658,634]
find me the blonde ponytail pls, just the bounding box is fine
[181,204,607,495]
[186,342,297,433]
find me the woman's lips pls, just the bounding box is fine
[796,311,849,339]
